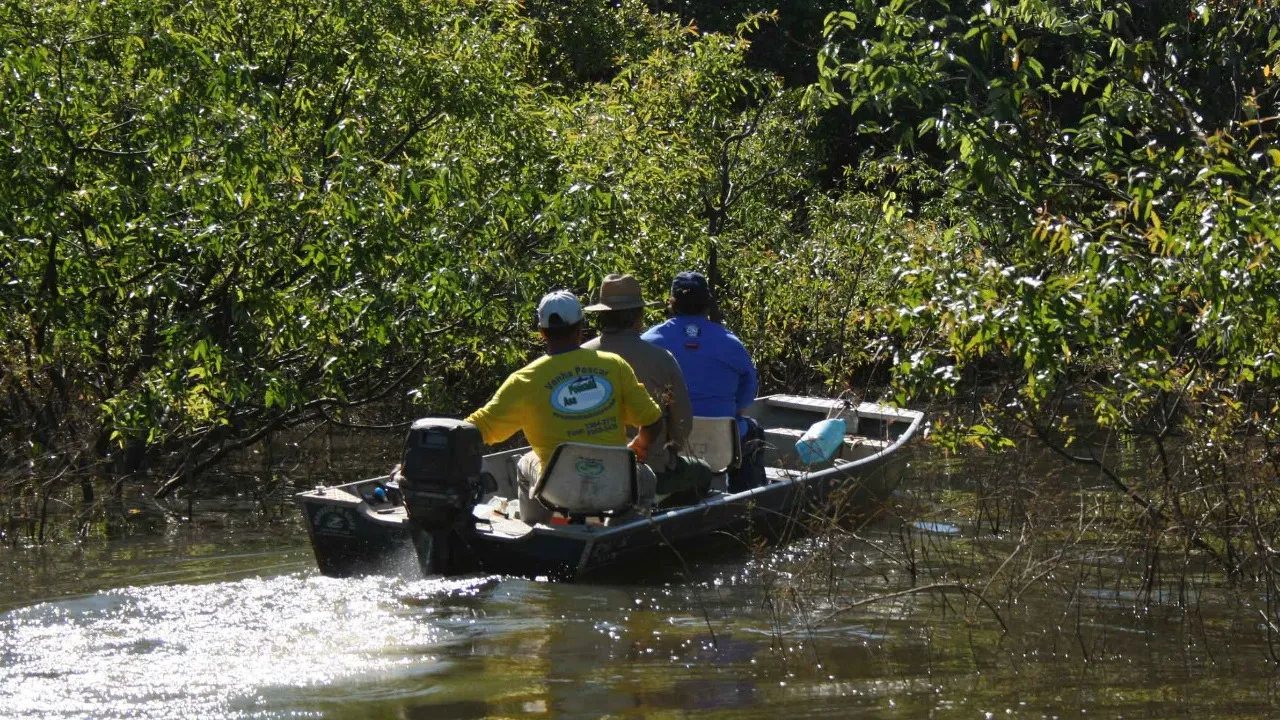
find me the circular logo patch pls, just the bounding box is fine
[313,506,355,537]
[550,374,613,414]
[574,457,606,477]
[683,323,701,338]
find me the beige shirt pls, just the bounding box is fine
[583,328,693,471]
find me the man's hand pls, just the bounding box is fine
[628,435,649,464]
[631,417,663,464]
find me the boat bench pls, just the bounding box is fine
[760,426,891,469]
[760,395,861,434]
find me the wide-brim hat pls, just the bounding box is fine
[584,273,660,312]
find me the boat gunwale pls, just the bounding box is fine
[295,402,924,538]
[570,401,924,539]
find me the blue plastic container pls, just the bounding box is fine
[794,418,847,465]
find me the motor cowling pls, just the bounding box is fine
[399,418,484,532]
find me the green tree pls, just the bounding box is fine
[0,0,830,529]
[815,0,1280,571]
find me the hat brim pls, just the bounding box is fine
[584,299,661,312]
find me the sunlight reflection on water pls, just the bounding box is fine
[5,440,1280,719]
[0,573,493,719]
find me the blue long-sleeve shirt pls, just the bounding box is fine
[642,315,758,435]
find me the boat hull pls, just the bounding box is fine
[296,395,921,580]
[298,480,415,577]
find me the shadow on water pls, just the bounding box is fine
[4,442,1280,719]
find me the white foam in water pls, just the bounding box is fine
[0,573,493,719]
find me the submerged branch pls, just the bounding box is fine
[1025,419,1231,572]
[815,582,1009,635]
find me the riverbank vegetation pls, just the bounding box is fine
[810,0,1280,585]
[4,0,1280,603]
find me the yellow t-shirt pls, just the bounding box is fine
[465,347,663,465]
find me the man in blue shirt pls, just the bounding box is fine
[643,271,765,490]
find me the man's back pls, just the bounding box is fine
[583,330,693,471]
[466,346,662,466]
[643,315,757,420]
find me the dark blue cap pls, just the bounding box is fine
[670,271,711,301]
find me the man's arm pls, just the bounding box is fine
[465,374,525,445]
[662,354,694,448]
[733,343,759,415]
[628,417,664,464]
[615,355,664,460]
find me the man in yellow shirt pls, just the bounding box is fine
[465,290,664,512]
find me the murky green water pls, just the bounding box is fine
[4,446,1280,719]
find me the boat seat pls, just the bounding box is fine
[530,443,638,517]
[682,416,741,473]
[764,466,803,482]
[761,427,893,468]
[506,453,523,497]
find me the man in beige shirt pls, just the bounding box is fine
[583,273,712,504]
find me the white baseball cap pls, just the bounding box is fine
[536,290,583,328]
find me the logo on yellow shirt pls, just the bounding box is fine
[551,374,613,415]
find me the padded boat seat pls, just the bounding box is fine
[682,416,741,473]
[530,443,638,517]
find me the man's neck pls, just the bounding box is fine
[544,339,580,355]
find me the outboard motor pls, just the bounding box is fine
[398,418,484,574]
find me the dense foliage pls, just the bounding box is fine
[5,0,1280,571]
[0,0,889,521]
[815,0,1280,573]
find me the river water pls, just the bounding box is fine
[3,443,1280,719]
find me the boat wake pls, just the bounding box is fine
[0,572,496,719]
